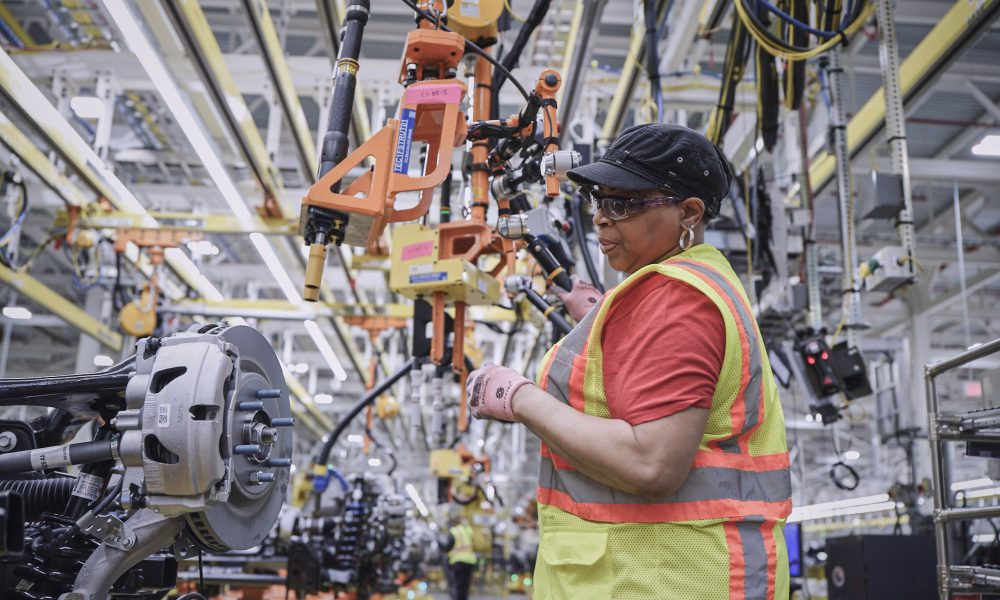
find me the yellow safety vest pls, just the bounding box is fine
[533,244,791,600]
[449,523,477,565]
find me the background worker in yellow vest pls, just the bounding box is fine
[446,513,477,600]
[467,124,791,600]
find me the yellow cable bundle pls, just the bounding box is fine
[732,0,876,61]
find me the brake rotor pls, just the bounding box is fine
[184,324,294,551]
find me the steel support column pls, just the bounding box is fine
[827,49,865,345]
[876,0,918,283]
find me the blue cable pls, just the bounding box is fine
[329,466,350,493]
[817,66,833,113]
[755,0,842,39]
[0,18,25,49]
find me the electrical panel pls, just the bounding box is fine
[864,245,914,292]
[861,171,904,220]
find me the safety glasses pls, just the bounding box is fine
[584,187,684,221]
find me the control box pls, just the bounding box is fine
[389,223,501,305]
[864,246,914,292]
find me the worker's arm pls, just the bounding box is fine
[512,386,708,499]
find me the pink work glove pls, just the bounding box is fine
[553,275,603,321]
[466,364,534,423]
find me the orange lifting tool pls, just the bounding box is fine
[300,1,469,302]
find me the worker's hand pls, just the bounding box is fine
[466,364,533,423]
[552,275,603,321]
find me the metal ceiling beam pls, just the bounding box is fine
[158,0,287,215]
[853,157,1000,184]
[0,113,91,208]
[0,264,123,350]
[240,0,317,179]
[807,0,1000,198]
[165,298,415,320]
[874,266,1000,337]
[162,298,518,323]
[0,48,219,300]
[284,371,335,432]
[56,209,295,236]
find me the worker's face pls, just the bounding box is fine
[592,187,704,275]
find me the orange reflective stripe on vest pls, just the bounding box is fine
[725,519,777,600]
[671,259,764,453]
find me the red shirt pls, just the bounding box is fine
[600,273,726,426]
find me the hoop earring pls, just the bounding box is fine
[678,225,695,251]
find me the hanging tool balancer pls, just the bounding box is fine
[298,1,572,433]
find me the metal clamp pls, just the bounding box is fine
[78,513,136,551]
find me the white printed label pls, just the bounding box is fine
[157,404,171,427]
[461,1,480,17]
[409,263,433,276]
[72,472,103,501]
[478,279,489,294]
[30,445,71,470]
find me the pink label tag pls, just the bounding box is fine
[401,241,434,260]
[404,84,462,105]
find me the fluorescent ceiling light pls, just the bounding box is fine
[314,393,333,404]
[250,233,302,305]
[303,320,348,381]
[2,306,32,320]
[187,240,220,256]
[163,248,224,301]
[405,484,429,517]
[70,96,105,120]
[972,134,1000,157]
[104,0,301,307]
[93,354,114,367]
[347,434,363,443]
[368,458,381,467]
[843,450,860,461]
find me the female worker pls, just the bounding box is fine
[466,124,791,600]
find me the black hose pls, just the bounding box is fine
[0,478,74,521]
[0,357,133,403]
[571,192,605,293]
[523,289,572,336]
[491,0,551,118]
[0,440,116,474]
[315,359,415,466]
[643,0,663,122]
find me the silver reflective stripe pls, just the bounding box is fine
[545,348,573,405]
[561,306,599,354]
[671,260,763,444]
[735,518,769,600]
[538,456,791,505]
[543,306,598,404]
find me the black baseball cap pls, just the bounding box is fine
[567,123,734,219]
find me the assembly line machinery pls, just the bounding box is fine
[0,324,293,599]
